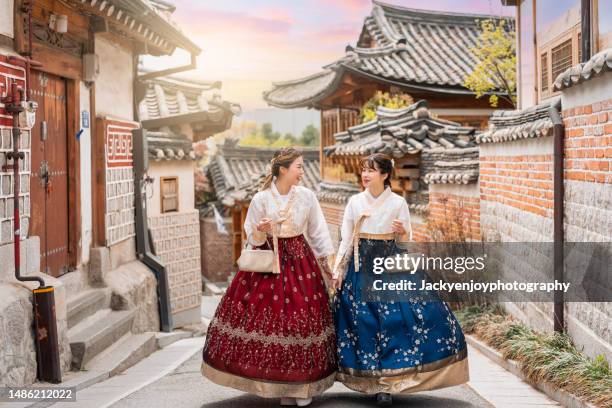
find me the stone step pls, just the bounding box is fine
[85,332,157,377]
[67,289,109,329]
[155,330,193,349]
[69,308,134,370]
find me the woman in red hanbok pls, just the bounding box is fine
[201,147,337,407]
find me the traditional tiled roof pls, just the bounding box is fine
[264,2,512,108]
[147,131,196,161]
[207,140,321,207]
[325,100,476,157]
[71,0,200,55]
[421,147,479,184]
[476,98,560,144]
[553,48,612,91]
[316,181,362,204]
[138,73,241,142]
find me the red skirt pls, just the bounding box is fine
[201,234,337,398]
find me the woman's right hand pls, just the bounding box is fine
[331,278,343,291]
[257,218,273,233]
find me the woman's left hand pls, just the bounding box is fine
[391,219,406,235]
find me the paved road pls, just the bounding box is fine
[112,351,493,408]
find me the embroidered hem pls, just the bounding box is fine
[201,362,336,398]
[336,353,469,394]
[211,317,336,347]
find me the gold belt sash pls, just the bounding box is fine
[357,232,396,240]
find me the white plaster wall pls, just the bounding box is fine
[479,135,553,157]
[429,182,480,198]
[0,1,13,38]
[146,160,195,217]
[561,72,612,109]
[79,82,92,264]
[94,35,133,120]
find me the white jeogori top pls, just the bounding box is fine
[244,182,335,258]
[332,187,413,278]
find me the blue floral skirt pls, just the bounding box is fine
[333,237,469,394]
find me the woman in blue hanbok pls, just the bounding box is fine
[331,153,469,406]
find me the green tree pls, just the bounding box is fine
[463,19,516,108]
[283,132,297,144]
[300,124,320,146]
[261,122,281,144]
[360,91,414,123]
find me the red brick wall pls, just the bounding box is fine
[427,192,481,241]
[480,155,554,218]
[411,218,431,242]
[563,99,612,184]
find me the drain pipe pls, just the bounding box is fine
[132,128,173,332]
[549,97,565,333]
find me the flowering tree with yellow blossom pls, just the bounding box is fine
[360,91,414,123]
[463,19,516,108]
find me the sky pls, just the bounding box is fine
[143,0,515,111]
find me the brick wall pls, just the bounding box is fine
[410,213,431,242]
[562,99,612,242]
[561,97,612,359]
[479,137,554,242]
[427,187,481,242]
[149,210,201,316]
[103,118,139,246]
[200,216,233,283]
[0,56,30,246]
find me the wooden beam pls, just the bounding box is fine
[93,113,106,247]
[66,79,81,268]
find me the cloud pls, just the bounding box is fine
[173,7,293,38]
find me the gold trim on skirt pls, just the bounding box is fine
[201,361,336,399]
[336,350,469,394]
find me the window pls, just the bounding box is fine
[551,39,573,80]
[161,177,179,213]
[540,53,548,93]
[535,0,581,101]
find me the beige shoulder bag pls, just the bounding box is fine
[237,189,297,274]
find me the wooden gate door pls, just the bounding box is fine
[29,71,70,277]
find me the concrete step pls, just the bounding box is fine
[69,308,134,370]
[85,332,157,376]
[155,330,193,349]
[67,289,109,329]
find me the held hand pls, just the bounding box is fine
[331,278,343,291]
[256,218,273,233]
[391,219,407,235]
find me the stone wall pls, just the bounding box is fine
[200,215,233,283]
[149,210,201,326]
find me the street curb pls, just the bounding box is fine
[466,335,598,408]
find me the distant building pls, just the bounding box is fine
[263,2,511,247]
[138,75,239,326]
